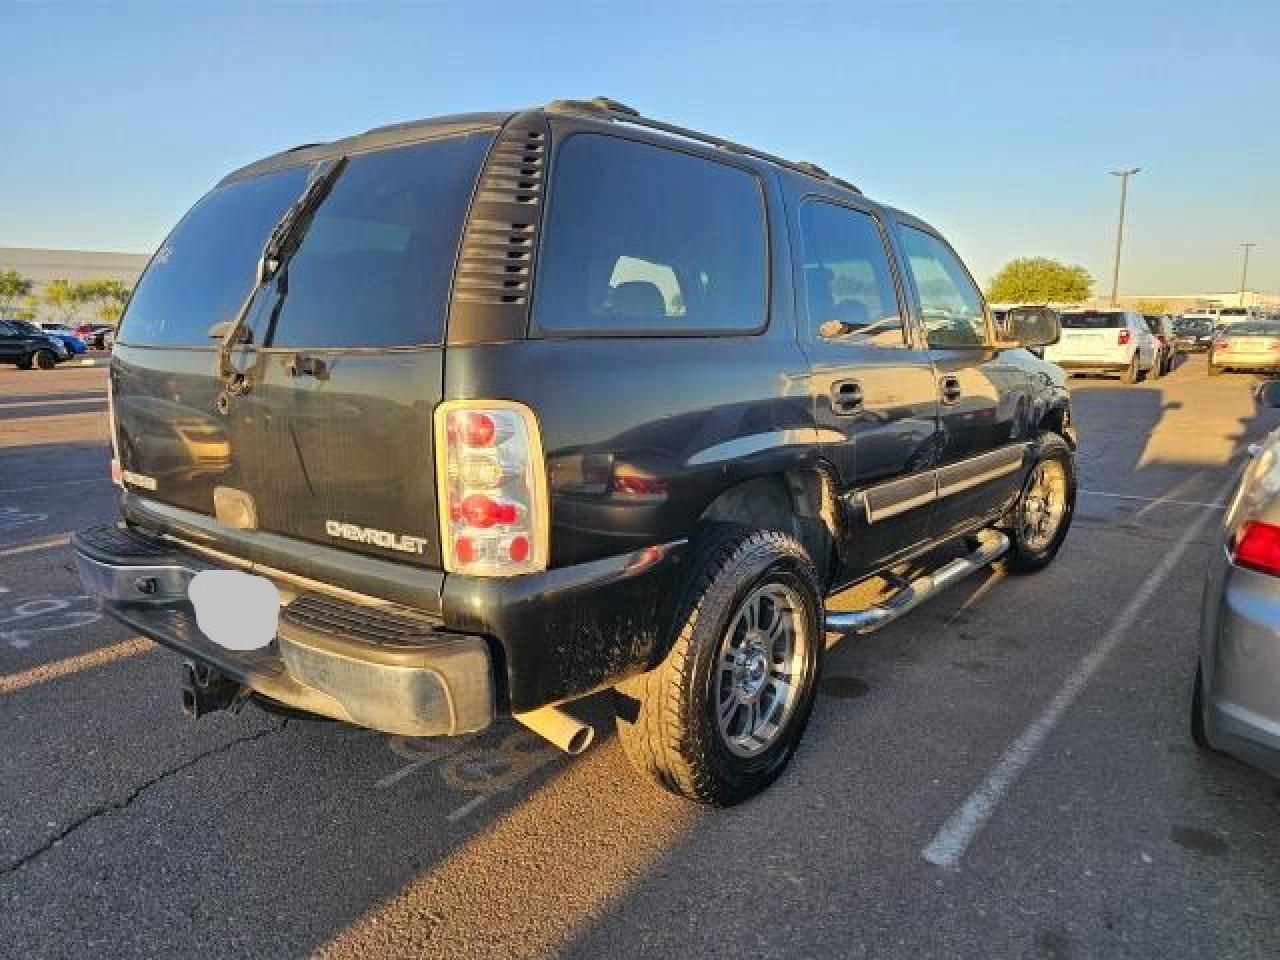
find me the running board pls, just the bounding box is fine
[824,529,1010,635]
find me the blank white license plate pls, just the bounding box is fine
[188,570,280,651]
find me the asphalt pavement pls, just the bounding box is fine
[1,354,1278,959]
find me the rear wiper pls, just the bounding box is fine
[215,156,347,415]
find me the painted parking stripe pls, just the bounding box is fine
[922,473,1237,869]
[0,636,153,695]
[0,535,71,559]
[0,397,106,410]
[1078,489,1226,509]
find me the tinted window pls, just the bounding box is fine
[121,165,309,346]
[1226,322,1280,336]
[534,134,766,334]
[1061,311,1125,329]
[898,226,987,348]
[797,201,905,346]
[121,134,492,348]
[266,135,492,348]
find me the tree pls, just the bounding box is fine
[986,257,1092,304]
[42,279,93,325]
[77,278,132,326]
[0,269,33,317]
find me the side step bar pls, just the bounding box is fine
[825,529,1010,635]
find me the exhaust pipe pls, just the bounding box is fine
[514,704,595,755]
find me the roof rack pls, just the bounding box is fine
[544,97,861,195]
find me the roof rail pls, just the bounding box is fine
[543,97,862,195]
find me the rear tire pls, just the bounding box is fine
[998,431,1076,573]
[614,528,823,806]
[34,349,57,370]
[1149,351,1163,380]
[17,354,33,370]
[1121,353,1140,384]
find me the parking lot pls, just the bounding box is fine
[1,354,1278,959]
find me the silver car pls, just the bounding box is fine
[1207,320,1280,377]
[1194,382,1280,775]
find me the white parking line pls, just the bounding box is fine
[0,396,106,410]
[922,473,1235,869]
[0,535,71,559]
[1078,489,1226,509]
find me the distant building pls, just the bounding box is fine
[0,247,150,323]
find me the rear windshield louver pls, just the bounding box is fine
[454,126,546,306]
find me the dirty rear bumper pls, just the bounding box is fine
[72,525,494,736]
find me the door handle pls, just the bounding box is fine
[939,375,962,405]
[284,353,329,381]
[830,379,863,415]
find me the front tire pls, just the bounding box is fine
[998,431,1076,573]
[1191,661,1215,750]
[34,349,57,370]
[614,528,823,806]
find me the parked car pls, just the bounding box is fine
[33,322,88,355]
[1192,380,1280,777]
[0,319,70,369]
[75,323,117,349]
[1208,320,1280,377]
[1174,316,1215,352]
[1217,306,1269,329]
[72,98,1075,805]
[1144,314,1179,375]
[1043,309,1159,383]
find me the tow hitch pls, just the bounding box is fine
[181,660,244,718]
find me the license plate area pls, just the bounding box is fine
[188,570,281,651]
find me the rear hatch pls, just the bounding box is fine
[113,128,496,575]
[1221,322,1280,356]
[1046,311,1126,361]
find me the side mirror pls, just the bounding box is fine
[1257,381,1280,408]
[996,306,1061,349]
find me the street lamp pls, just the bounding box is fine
[1108,168,1141,306]
[1240,243,1257,307]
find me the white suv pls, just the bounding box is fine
[1044,309,1160,383]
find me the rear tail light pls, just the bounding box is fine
[1118,330,1131,346]
[1157,334,1167,344]
[1233,520,1280,577]
[1215,339,1230,351]
[436,400,548,576]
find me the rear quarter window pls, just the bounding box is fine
[533,134,767,335]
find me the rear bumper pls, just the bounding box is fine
[1052,360,1129,373]
[73,525,494,736]
[1204,561,1280,777]
[1210,356,1280,371]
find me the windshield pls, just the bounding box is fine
[120,132,493,349]
[1061,311,1125,329]
[1174,319,1210,333]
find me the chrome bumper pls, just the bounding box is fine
[72,525,494,737]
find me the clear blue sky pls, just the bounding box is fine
[3,1,1277,296]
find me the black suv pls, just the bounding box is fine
[74,98,1075,805]
[0,319,69,369]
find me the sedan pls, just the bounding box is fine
[1173,317,1215,353]
[1193,380,1280,777]
[1208,321,1280,377]
[33,322,88,355]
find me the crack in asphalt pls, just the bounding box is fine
[0,722,284,879]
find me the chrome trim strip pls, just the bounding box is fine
[853,442,1030,524]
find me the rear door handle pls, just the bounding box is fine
[830,379,863,415]
[284,353,329,381]
[939,375,962,405]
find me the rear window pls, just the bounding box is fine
[121,133,493,348]
[1225,322,1280,336]
[1219,307,1248,317]
[533,134,767,334]
[1061,311,1125,329]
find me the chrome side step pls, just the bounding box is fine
[824,529,1010,635]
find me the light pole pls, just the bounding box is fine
[1109,167,1141,306]
[1240,243,1257,307]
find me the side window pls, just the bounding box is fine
[796,200,906,347]
[533,134,767,334]
[898,225,988,348]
